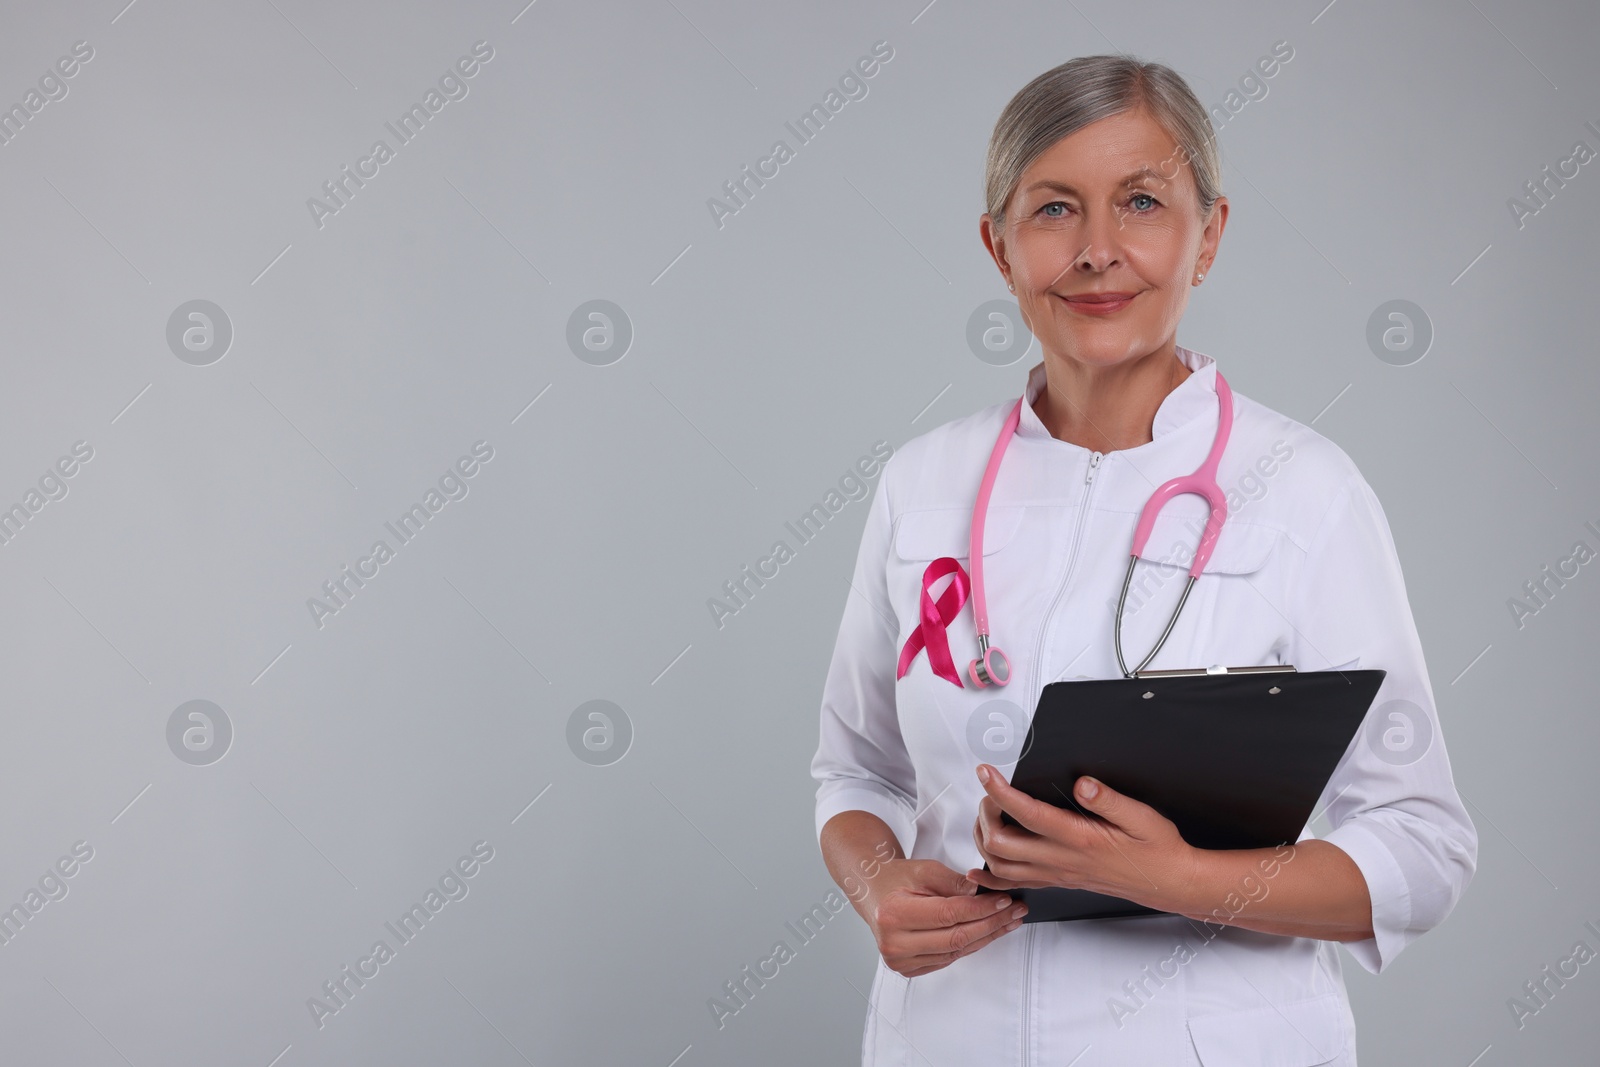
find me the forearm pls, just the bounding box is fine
[1170,840,1375,942]
[820,810,906,911]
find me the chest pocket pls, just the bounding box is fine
[892,505,1025,562]
[1134,507,1280,574]
[888,506,1028,684]
[1122,511,1286,671]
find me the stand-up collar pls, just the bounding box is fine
[1016,346,1219,443]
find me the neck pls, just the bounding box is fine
[1032,344,1192,453]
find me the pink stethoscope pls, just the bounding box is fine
[896,371,1234,686]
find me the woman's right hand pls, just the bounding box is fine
[859,858,1029,977]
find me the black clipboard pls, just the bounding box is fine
[977,667,1387,922]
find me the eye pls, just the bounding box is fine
[1129,192,1160,212]
[1039,201,1070,218]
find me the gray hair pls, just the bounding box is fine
[983,54,1222,232]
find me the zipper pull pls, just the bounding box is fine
[1086,451,1102,483]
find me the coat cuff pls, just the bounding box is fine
[814,780,918,857]
[1320,820,1413,975]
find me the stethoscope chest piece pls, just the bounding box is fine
[967,634,1011,688]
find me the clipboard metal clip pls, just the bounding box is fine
[1133,663,1299,678]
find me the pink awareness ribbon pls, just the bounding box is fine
[896,557,970,688]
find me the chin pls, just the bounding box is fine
[1054,332,1151,367]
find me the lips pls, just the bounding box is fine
[1060,291,1138,313]
[1065,291,1138,303]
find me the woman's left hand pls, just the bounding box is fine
[967,764,1199,913]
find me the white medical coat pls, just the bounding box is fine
[811,347,1477,1066]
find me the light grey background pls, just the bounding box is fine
[0,0,1594,1063]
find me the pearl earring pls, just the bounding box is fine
[1008,282,1015,291]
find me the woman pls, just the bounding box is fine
[810,55,1476,1065]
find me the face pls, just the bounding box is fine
[981,108,1227,371]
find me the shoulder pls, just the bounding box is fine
[878,396,1016,512]
[1223,387,1372,551]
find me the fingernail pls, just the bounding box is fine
[1078,777,1099,800]
[1010,905,1028,920]
[993,895,1011,910]
[977,765,991,784]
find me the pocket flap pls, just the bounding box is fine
[1188,992,1347,1066]
[1136,512,1281,576]
[894,506,1024,562]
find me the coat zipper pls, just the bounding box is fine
[1020,449,1102,1067]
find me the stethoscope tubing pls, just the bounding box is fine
[966,370,1234,683]
[967,400,1024,641]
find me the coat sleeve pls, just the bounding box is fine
[1285,471,1478,974]
[810,457,919,856]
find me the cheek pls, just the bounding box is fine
[1126,227,1192,276]
[1010,235,1076,288]
[1137,286,1191,335]
[1126,245,1197,304]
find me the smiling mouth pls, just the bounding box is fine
[1057,292,1139,313]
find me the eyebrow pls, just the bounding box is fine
[1021,166,1165,198]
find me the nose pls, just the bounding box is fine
[1071,203,1129,275]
